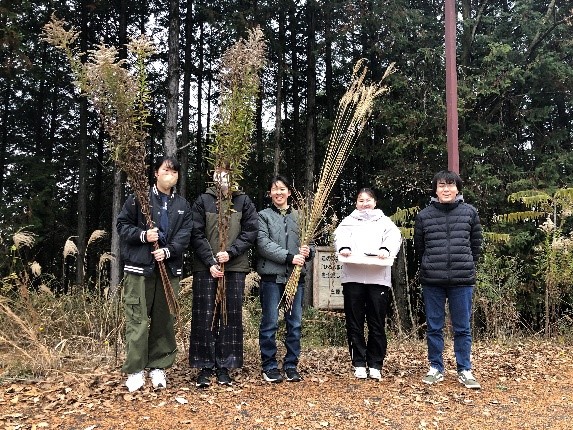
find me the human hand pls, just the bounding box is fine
[299,245,310,258]
[151,248,167,261]
[377,250,390,259]
[146,228,159,242]
[210,264,224,278]
[216,251,230,263]
[292,254,305,266]
[339,250,352,257]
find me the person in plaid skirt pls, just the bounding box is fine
[188,168,258,387]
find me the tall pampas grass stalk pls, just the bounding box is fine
[43,15,178,316]
[281,59,396,310]
[208,27,266,326]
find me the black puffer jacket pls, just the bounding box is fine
[117,185,192,277]
[413,196,482,286]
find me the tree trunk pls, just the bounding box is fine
[180,0,194,199]
[304,0,317,194]
[164,0,180,157]
[195,9,205,195]
[324,2,334,121]
[110,0,128,293]
[0,82,8,197]
[289,2,300,150]
[303,0,317,309]
[110,167,125,293]
[76,0,89,287]
[255,82,264,206]
[273,8,285,175]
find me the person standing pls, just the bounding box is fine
[188,168,258,387]
[334,188,402,380]
[414,170,483,389]
[256,175,312,383]
[117,156,192,392]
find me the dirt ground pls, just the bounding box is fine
[1,339,572,430]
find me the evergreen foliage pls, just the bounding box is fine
[1,0,572,334]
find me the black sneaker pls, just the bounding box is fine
[196,368,213,388]
[284,368,302,382]
[262,368,284,383]
[216,368,233,386]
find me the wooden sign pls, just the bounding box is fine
[312,246,344,310]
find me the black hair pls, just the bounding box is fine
[267,174,292,192]
[356,187,377,201]
[154,156,181,172]
[431,170,463,195]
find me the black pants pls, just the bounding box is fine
[342,282,391,370]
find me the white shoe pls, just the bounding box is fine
[125,370,145,392]
[369,368,382,381]
[354,366,367,379]
[149,368,167,389]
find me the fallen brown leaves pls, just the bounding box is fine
[1,338,573,429]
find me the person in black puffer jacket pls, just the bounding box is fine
[414,170,483,390]
[117,156,192,393]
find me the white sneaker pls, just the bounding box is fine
[369,368,382,381]
[354,366,367,379]
[458,369,481,389]
[125,370,145,392]
[422,367,444,385]
[149,368,167,389]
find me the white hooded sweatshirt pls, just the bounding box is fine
[334,208,402,286]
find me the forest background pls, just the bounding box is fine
[1,0,573,345]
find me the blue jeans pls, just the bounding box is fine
[259,280,304,371]
[423,285,474,373]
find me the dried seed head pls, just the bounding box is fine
[88,230,107,245]
[63,238,78,258]
[539,217,556,233]
[13,231,36,249]
[30,261,42,277]
[98,252,114,270]
[244,271,261,295]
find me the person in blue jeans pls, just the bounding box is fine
[414,170,483,389]
[256,175,312,383]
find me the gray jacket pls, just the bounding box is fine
[256,205,313,284]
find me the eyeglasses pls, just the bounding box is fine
[437,182,457,190]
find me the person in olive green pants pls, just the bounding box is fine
[117,156,192,392]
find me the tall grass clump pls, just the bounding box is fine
[0,227,125,378]
[475,242,522,338]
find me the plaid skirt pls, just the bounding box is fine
[188,271,245,369]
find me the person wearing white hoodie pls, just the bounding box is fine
[334,188,402,381]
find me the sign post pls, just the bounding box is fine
[312,246,344,310]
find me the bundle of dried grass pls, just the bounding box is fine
[43,16,178,315]
[208,27,266,325]
[281,59,396,310]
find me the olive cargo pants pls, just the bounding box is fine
[121,272,180,374]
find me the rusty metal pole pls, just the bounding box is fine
[445,0,459,173]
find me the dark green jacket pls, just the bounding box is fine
[190,187,258,272]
